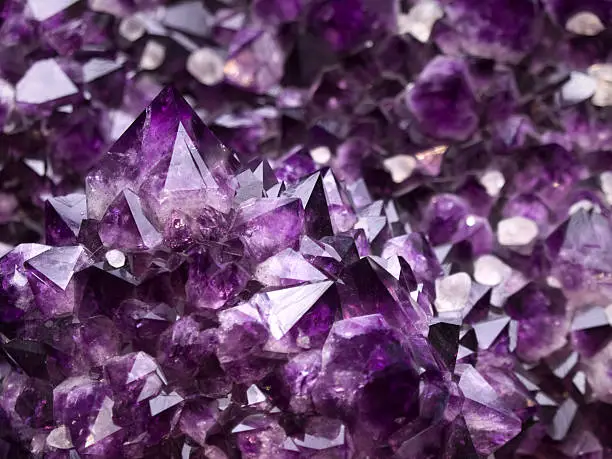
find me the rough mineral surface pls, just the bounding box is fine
[1,0,612,458]
[0,84,605,458]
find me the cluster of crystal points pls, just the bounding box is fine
[0,0,611,247]
[0,86,610,459]
[2,0,612,458]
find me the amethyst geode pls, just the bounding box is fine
[0,89,532,458]
[2,84,609,459]
[2,0,612,457]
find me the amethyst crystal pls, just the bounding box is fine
[406,56,479,142]
[312,314,420,450]
[550,209,612,301]
[308,0,397,52]
[0,89,586,453]
[86,86,235,223]
[438,0,543,63]
[232,197,304,262]
[3,0,612,456]
[224,28,285,94]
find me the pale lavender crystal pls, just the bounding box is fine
[472,315,511,350]
[235,169,266,203]
[382,233,443,283]
[25,245,91,319]
[45,194,87,246]
[458,365,522,454]
[476,364,535,422]
[254,280,335,342]
[26,245,90,291]
[551,209,612,300]
[15,59,79,112]
[224,28,285,94]
[232,197,304,262]
[162,1,213,37]
[322,169,357,234]
[250,159,279,193]
[3,14,605,452]
[354,200,392,252]
[0,244,50,322]
[0,78,15,127]
[27,1,79,22]
[234,415,288,458]
[583,340,612,404]
[254,248,328,287]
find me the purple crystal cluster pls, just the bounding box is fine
[2,0,612,458]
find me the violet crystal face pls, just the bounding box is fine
[1,0,612,458]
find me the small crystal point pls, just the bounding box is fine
[26,245,90,290]
[16,59,78,108]
[259,280,334,339]
[99,189,162,252]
